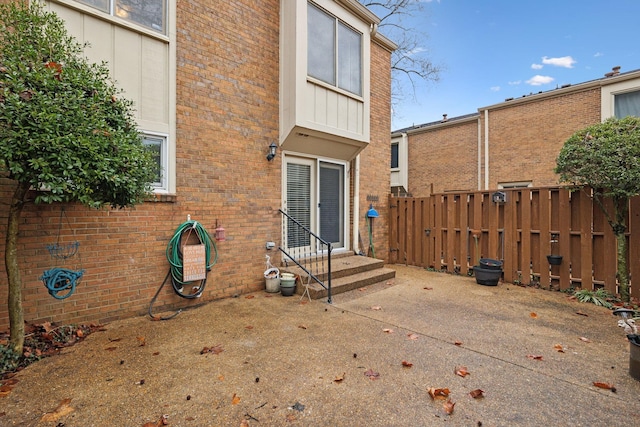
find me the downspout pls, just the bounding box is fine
[353,154,360,253]
[484,109,489,190]
[477,117,482,190]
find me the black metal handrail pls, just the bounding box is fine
[278,209,332,303]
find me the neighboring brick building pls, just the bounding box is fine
[392,67,640,197]
[0,0,396,329]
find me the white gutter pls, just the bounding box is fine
[353,154,360,253]
[484,109,489,190]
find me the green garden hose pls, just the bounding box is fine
[149,219,218,320]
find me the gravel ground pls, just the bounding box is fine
[1,265,639,426]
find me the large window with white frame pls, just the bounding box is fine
[614,89,640,118]
[142,133,168,191]
[75,0,166,33]
[307,1,362,96]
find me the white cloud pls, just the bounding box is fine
[406,47,427,56]
[490,86,500,92]
[594,52,603,57]
[541,56,576,68]
[531,63,543,70]
[526,75,555,86]
[508,80,521,85]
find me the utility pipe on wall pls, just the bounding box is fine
[484,109,489,190]
[353,154,361,253]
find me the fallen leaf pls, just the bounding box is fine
[371,306,382,311]
[554,344,565,353]
[298,325,307,330]
[593,382,616,392]
[108,337,122,342]
[232,393,241,405]
[364,368,380,380]
[530,312,538,318]
[527,354,544,360]
[201,344,224,355]
[76,329,84,338]
[334,372,346,383]
[218,375,225,381]
[401,360,413,368]
[382,328,394,334]
[443,398,455,415]
[245,325,254,329]
[142,414,169,427]
[41,322,54,333]
[359,287,368,291]
[240,420,249,427]
[407,333,419,340]
[427,387,450,400]
[245,295,255,299]
[423,286,433,290]
[105,346,118,351]
[40,398,74,422]
[579,337,591,343]
[286,413,297,422]
[137,336,146,346]
[469,389,485,399]
[454,341,463,346]
[455,366,470,377]
[576,311,589,317]
[386,281,393,285]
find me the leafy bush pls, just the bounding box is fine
[573,288,614,309]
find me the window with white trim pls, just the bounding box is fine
[391,142,399,169]
[307,2,362,96]
[498,181,532,189]
[614,89,640,118]
[142,133,167,191]
[75,0,166,33]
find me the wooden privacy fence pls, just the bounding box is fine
[389,188,640,298]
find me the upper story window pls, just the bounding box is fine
[75,0,166,33]
[307,2,362,96]
[391,142,399,169]
[614,89,640,118]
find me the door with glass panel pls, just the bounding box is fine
[284,157,345,253]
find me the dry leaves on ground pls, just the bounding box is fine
[427,387,450,400]
[593,382,616,392]
[364,368,380,380]
[201,344,224,355]
[443,398,455,415]
[469,389,485,399]
[454,366,470,377]
[40,398,74,422]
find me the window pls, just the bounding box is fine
[142,133,167,191]
[75,0,166,33]
[391,143,399,169]
[614,90,640,118]
[307,2,362,96]
[498,181,532,189]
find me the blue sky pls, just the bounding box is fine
[389,0,640,131]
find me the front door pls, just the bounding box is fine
[284,156,346,253]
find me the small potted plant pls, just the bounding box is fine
[547,234,563,265]
[470,229,503,286]
[613,308,640,381]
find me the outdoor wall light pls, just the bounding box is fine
[267,142,277,161]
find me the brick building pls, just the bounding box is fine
[392,67,640,197]
[0,0,396,329]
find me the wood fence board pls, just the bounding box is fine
[558,189,571,288]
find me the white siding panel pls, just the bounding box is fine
[141,39,169,124]
[113,29,142,118]
[83,17,114,75]
[326,89,339,129]
[314,85,328,125]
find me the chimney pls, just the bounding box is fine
[441,114,448,122]
[605,66,621,77]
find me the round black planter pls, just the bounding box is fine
[479,258,503,270]
[473,265,502,286]
[547,255,563,265]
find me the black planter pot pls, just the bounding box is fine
[629,335,640,381]
[473,265,502,286]
[479,258,503,270]
[547,255,563,265]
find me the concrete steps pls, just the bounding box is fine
[279,253,396,300]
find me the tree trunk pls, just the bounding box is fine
[5,182,30,353]
[614,196,630,302]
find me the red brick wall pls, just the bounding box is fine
[358,41,392,261]
[407,119,478,197]
[0,0,282,329]
[482,88,601,188]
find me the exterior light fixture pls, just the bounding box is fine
[214,220,226,242]
[267,142,277,161]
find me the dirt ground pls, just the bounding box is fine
[1,265,639,426]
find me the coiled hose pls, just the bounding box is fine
[149,219,218,320]
[40,268,85,300]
